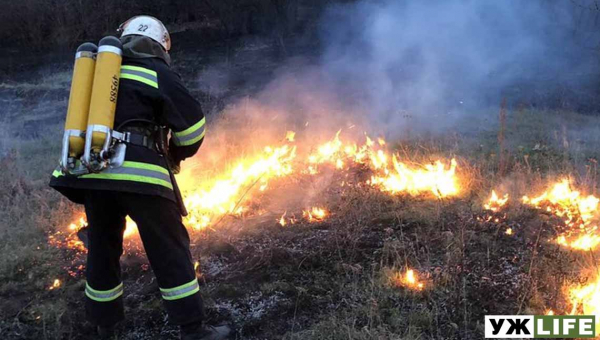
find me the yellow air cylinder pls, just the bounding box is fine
[87,36,122,152]
[64,43,97,157]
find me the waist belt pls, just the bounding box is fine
[113,130,155,150]
[127,132,155,149]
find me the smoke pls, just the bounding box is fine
[318,0,600,134]
[316,0,600,132]
[204,0,600,140]
[183,0,600,221]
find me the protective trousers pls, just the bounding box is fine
[82,190,203,326]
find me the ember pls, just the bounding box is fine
[48,279,61,290]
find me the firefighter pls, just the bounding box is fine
[50,16,230,340]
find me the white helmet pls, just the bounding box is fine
[118,15,171,51]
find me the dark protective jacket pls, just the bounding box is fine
[50,56,205,204]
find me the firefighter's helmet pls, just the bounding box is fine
[118,15,171,51]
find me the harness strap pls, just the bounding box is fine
[112,130,155,150]
[127,132,154,149]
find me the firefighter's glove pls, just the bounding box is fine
[171,162,181,174]
[168,155,181,174]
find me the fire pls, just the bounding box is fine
[484,190,509,212]
[124,217,138,238]
[546,309,555,315]
[303,207,328,222]
[48,279,61,290]
[522,179,599,227]
[568,271,600,332]
[55,130,460,258]
[392,268,425,290]
[285,131,295,142]
[48,216,87,252]
[180,131,458,231]
[369,158,458,198]
[182,144,297,231]
[522,179,600,251]
[305,131,459,198]
[279,212,287,226]
[556,234,600,251]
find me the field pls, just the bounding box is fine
[3,18,600,337]
[3,65,600,340]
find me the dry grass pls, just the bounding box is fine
[1,108,600,339]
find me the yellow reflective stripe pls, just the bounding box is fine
[81,173,173,190]
[85,282,124,302]
[159,279,200,301]
[120,73,158,89]
[122,161,169,175]
[174,117,206,138]
[121,65,157,77]
[176,129,205,147]
[54,161,172,189]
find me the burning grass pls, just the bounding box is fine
[5,109,600,339]
[53,129,461,254]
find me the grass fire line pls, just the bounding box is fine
[485,179,600,251]
[54,130,460,246]
[49,128,600,336]
[483,179,600,325]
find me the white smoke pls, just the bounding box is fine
[201,0,600,139]
[315,0,600,134]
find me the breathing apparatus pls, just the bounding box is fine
[59,36,131,175]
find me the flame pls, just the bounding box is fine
[546,309,554,315]
[55,130,460,257]
[484,190,509,212]
[392,268,425,290]
[505,228,513,235]
[556,234,600,251]
[48,279,61,290]
[522,179,600,251]
[124,217,138,238]
[305,131,458,198]
[285,131,295,142]
[369,158,458,198]
[522,179,599,227]
[183,144,297,231]
[568,271,600,331]
[303,207,328,222]
[278,211,297,226]
[279,212,287,226]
